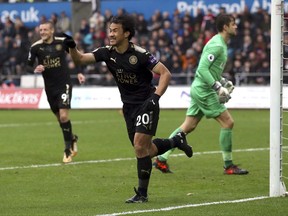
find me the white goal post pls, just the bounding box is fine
[270,0,287,197]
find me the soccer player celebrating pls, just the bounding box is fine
[63,14,193,203]
[27,21,85,163]
[154,14,249,175]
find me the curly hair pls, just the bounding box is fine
[110,14,136,40]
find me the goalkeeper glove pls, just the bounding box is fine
[212,81,231,104]
[220,77,234,94]
[143,93,160,111]
[62,33,76,48]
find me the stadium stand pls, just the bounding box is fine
[0,2,274,87]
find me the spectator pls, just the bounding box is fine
[182,23,194,47]
[191,37,204,57]
[0,6,275,86]
[171,10,183,36]
[238,5,253,29]
[240,35,254,58]
[174,35,188,53]
[158,28,172,46]
[39,15,48,25]
[27,26,40,44]
[255,59,270,85]
[14,17,28,40]
[193,8,204,27]
[284,34,288,59]
[98,63,116,86]
[136,13,148,35]
[116,7,126,16]
[2,16,16,38]
[254,32,266,52]
[149,30,159,47]
[0,17,4,31]
[162,11,171,22]
[79,18,90,36]
[82,27,95,50]
[89,11,104,31]
[49,13,58,28]
[56,11,71,34]
[147,12,162,32]
[162,20,173,40]
[103,9,113,29]
[149,45,161,60]
[231,59,244,85]
[242,60,253,84]
[0,36,13,75]
[1,76,16,89]
[247,51,260,73]
[201,9,215,31]
[73,32,84,51]
[9,33,28,76]
[182,48,198,72]
[252,7,265,29]
[170,53,184,84]
[93,28,106,47]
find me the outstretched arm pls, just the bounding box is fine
[69,48,96,66]
[62,33,96,65]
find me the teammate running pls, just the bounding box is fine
[27,21,85,163]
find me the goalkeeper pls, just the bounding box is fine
[154,14,248,175]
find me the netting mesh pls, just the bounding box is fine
[280,2,288,193]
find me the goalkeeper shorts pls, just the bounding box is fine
[187,86,227,119]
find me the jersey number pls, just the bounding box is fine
[61,93,70,105]
[61,93,68,103]
[136,113,150,126]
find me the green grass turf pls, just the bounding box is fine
[0,109,287,216]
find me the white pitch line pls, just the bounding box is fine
[95,196,269,216]
[0,120,101,128]
[0,158,135,171]
[0,147,269,171]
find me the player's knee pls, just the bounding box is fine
[133,142,146,154]
[223,119,234,129]
[229,121,234,129]
[227,118,234,128]
[59,115,69,123]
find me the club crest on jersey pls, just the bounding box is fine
[129,55,138,65]
[56,44,63,51]
[207,54,215,62]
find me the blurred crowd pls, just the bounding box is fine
[0,6,281,88]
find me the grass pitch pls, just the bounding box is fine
[0,109,287,216]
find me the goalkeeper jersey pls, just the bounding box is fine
[193,34,227,90]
